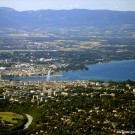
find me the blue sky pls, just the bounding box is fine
[0,0,135,11]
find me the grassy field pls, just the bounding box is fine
[0,112,23,124]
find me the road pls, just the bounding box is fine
[23,114,33,130]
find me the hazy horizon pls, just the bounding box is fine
[0,0,135,11]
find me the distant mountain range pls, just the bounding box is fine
[0,7,135,28]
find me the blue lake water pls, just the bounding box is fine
[61,60,135,81]
[13,59,135,82]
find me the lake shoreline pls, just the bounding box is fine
[8,59,135,82]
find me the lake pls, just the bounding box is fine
[13,59,135,82]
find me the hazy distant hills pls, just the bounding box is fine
[0,7,135,28]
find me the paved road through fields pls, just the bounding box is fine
[23,114,33,129]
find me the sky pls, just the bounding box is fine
[0,0,135,11]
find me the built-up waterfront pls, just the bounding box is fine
[9,59,135,82]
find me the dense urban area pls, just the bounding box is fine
[0,79,135,134]
[0,9,135,134]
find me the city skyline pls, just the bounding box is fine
[0,0,135,11]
